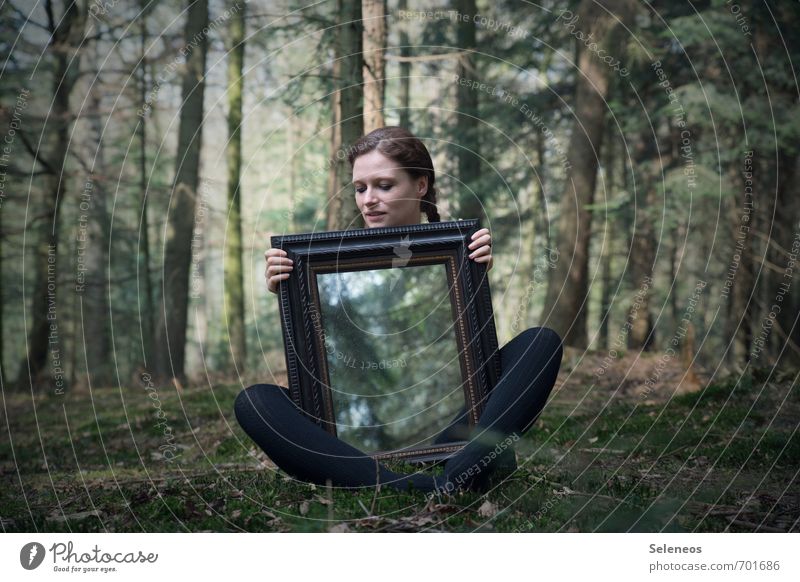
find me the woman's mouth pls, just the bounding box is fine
[365,211,387,220]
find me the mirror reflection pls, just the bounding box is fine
[316,263,466,453]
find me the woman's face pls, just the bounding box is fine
[352,150,428,228]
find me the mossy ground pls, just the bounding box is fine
[1,360,797,532]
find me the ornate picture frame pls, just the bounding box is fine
[271,219,501,463]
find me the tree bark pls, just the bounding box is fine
[765,151,800,366]
[82,71,112,387]
[724,156,755,370]
[153,0,209,383]
[362,0,385,132]
[224,0,247,372]
[136,0,156,374]
[543,0,633,348]
[398,0,411,130]
[627,120,665,352]
[327,0,363,231]
[455,0,482,222]
[598,127,616,350]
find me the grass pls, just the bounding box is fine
[1,364,798,532]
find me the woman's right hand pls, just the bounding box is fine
[265,248,293,294]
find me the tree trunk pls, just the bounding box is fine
[772,152,800,367]
[15,0,86,389]
[543,0,633,348]
[398,0,411,130]
[626,121,664,352]
[598,129,616,350]
[326,0,363,231]
[82,76,112,387]
[724,156,755,370]
[455,0,482,222]
[153,0,209,383]
[137,1,156,374]
[224,0,247,372]
[362,0,385,132]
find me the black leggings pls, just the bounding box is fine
[234,326,563,494]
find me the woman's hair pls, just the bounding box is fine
[347,126,441,223]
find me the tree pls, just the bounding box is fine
[81,49,113,386]
[362,0,386,132]
[543,0,634,348]
[136,0,156,373]
[397,0,411,129]
[153,0,210,383]
[224,0,247,371]
[454,0,482,222]
[326,0,363,231]
[15,0,87,389]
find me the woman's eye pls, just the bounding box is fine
[379,183,392,190]
[355,187,366,193]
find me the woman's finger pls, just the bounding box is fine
[267,257,293,267]
[469,245,491,259]
[468,234,491,250]
[267,264,294,276]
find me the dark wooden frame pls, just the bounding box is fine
[271,219,501,463]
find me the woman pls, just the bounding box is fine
[234,127,563,494]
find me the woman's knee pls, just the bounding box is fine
[515,326,563,354]
[233,383,286,425]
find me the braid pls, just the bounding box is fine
[421,182,441,223]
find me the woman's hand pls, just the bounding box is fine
[265,248,293,294]
[468,227,493,271]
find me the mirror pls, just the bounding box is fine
[316,264,466,454]
[272,219,501,463]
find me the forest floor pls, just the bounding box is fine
[1,352,798,533]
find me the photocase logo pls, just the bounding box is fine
[388,235,412,291]
[20,542,46,570]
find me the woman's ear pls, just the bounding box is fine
[417,175,428,198]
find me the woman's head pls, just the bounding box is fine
[348,126,441,227]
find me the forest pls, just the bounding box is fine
[1,0,798,533]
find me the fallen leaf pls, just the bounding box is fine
[328,523,350,532]
[477,500,498,518]
[299,500,310,516]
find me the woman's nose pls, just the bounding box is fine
[363,186,379,204]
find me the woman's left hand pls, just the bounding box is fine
[468,227,493,271]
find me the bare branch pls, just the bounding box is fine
[384,50,468,63]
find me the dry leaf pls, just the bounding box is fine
[477,500,498,518]
[328,523,350,532]
[299,500,310,516]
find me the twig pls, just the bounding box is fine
[357,499,371,518]
[384,50,468,62]
[370,460,381,516]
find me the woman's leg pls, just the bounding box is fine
[439,326,563,493]
[234,383,442,492]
